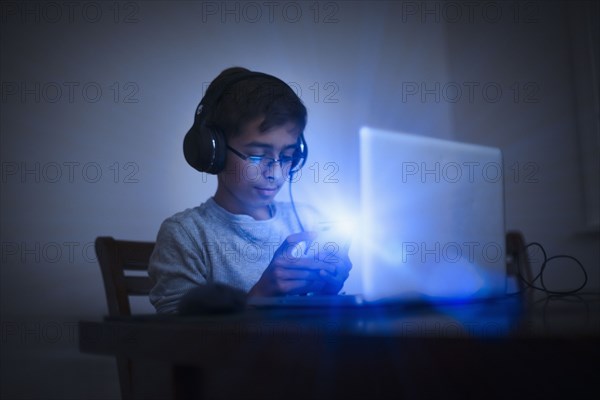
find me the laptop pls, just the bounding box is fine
[248,126,506,307]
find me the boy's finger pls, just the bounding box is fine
[278,231,318,257]
[282,259,336,273]
[279,269,322,281]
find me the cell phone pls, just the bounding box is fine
[313,220,354,263]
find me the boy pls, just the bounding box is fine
[149,67,352,313]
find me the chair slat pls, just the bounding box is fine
[117,241,155,265]
[124,276,154,295]
[122,261,152,271]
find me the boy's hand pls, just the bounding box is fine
[248,231,351,297]
[315,254,352,295]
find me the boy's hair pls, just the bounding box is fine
[204,67,307,138]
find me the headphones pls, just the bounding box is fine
[183,70,308,175]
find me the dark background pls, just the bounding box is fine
[1,1,598,399]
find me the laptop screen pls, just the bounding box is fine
[359,127,506,302]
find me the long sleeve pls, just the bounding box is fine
[148,219,209,314]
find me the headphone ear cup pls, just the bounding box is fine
[289,135,308,178]
[184,125,228,174]
[208,128,227,174]
[296,135,308,169]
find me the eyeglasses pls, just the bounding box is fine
[227,145,303,172]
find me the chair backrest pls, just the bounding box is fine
[95,236,155,317]
[95,237,156,400]
[505,230,532,292]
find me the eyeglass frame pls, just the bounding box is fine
[226,145,304,172]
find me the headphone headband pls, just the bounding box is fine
[183,69,307,175]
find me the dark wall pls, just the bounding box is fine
[1,1,598,399]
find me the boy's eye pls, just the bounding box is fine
[248,154,293,160]
[244,153,299,167]
[247,156,264,163]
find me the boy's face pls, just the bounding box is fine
[214,117,302,220]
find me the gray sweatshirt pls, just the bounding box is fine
[148,197,319,313]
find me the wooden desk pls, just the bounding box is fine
[80,294,600,400]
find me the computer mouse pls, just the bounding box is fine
[178,283,247,315]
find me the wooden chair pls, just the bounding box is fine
[505,230,533,293]
[95,236,156,399]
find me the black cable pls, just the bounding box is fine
[539,254,588,294]
[288,175,305,232]
[515,242,588,295]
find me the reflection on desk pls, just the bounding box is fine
[80,293,600,400]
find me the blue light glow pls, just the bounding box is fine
[358,126,506,302]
